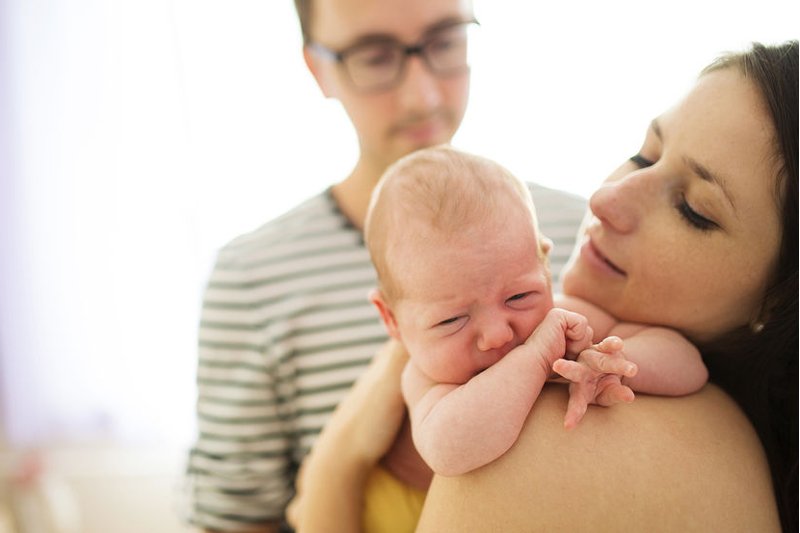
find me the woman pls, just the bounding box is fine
[289,40,798,532]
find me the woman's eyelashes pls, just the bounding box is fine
[678,196,718,231]
[630,153,719,232]
[630,154,655,168]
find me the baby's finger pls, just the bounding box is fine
[580,350,638,377]
[594,336,624,353]
[552,359,589,383]
[595,381,635,407]
[563,387,589,430]
[564,321,594,355]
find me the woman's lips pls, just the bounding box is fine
[580,238,627,277]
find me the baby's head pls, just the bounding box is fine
[365,146,554,383]
[365,145,550,302]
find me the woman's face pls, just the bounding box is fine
[562,68,783,343]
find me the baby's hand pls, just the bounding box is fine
[552,336,638,430]
[522,308,594,377]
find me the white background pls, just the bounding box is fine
[1,0,797,451]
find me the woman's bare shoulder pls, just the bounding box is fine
[418,383,781,532]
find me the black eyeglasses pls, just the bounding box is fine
[309,19,479,92]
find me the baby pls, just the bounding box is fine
[359,145,708,530]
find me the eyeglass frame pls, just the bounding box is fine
[308,18,480,92]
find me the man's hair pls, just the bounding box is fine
[294,0,313,44]
[364,145,544,302]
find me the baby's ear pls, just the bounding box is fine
[369,288,401,339]
[540,235,554,256]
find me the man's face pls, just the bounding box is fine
[306,0,472,170]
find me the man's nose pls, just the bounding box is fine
[396,55,442,112]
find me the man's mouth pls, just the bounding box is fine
[398,121,441,143]
[392,112,450,142]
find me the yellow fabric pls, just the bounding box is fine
[362,465,426,533]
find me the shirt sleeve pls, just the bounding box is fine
[183,250,294,531]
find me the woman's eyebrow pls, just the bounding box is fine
[653,117,737,216]
[685,156,738,215]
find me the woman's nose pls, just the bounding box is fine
[476,318,514,352]
[589,174,645,234]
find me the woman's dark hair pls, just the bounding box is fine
[698,40,798,532]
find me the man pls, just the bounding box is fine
[184,0,586,531]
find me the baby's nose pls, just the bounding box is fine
[477,319,514,352]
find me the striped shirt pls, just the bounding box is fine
[184,184,587,531]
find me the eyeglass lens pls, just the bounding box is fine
[343,22,472,90]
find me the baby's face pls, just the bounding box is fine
[391,216,553,384]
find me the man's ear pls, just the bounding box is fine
[369,288,401,340]
[303,46,336,98]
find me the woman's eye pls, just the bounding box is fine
[678,197,718,231]
[630,154,655,168]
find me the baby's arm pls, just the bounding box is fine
[403,308,593,477]
[608,322,708,396]
[556,294,708,396]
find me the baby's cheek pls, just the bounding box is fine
[418,351,459,383]
[523,306,553,340]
